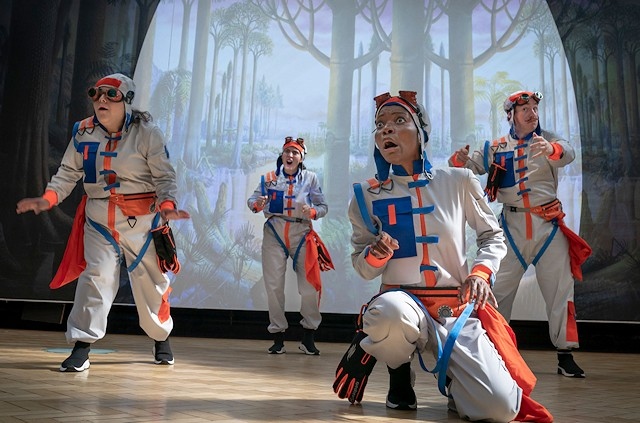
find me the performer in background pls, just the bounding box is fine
[17,73,189,372]
[450,90,591,378]
[334,90,552,422]
[248,137,331,355]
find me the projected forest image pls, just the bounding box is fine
[0,0,639,322]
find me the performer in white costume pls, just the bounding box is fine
[17,73,189,372]
[248,137,329,355]
[333,91,552,422]
[449,90,590,378]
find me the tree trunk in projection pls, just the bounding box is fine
[448,2,476,152]
[135,11,156,112]
[183,0,211,168]
[390,0,424,98]
[0,0,60,251]
[324,0,356,212]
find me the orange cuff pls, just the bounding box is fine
[449,152,465,168]
[469,263,493,285]
[309,208,317,220]
[548,143,563,161]
[159,200,176,211]
[42,190,58,209]
[364,246,391,268]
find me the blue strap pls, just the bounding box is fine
[531,221,558,266]
[415,235,439,244]
[353,183,378,235]
[501,212,528,271]
[483,140,490,173]
[127,213,161,273]
[291,232,308,272]
[260,175,266,196]
[266,219,289,258]
[72,121,80,149]
[399,289,475,397]
[87,217,121,258]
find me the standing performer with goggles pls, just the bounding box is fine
[17,73,190,372]
[248,137,331,355]
[449,90,591,378]
[334,90,552,422]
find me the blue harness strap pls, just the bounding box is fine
[483,140,491,173]
[501,212,528,271]
[87,217,121,259]
[127,212,162,272]
[501,211,559,270]
[266,219,289,258]
[383,289,475,397]
[532,220,559,266]
[353,182,379,235]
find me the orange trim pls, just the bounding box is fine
[42,190,59,209]
[104,139,119,243]
[548,142,563,160]
[413,175,436,287]
[566,301,579,343]
[364,247,390,268]
[388,204,396,225]
[517,139,533,239]
[83,145,89,160]
[449,151,465,168]
[284,221,291,250]
[286,175,294,216]
[159,200,175,211]
[158,286,172,323]
[469,263,493,284]
[309,208,317,220]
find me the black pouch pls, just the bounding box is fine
[151,223,181,274]
[484,162,506,202]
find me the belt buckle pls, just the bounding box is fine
[509,206,518,213]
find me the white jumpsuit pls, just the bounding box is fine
[46,115,178,344]
[349,162,523,422]
[451,129,579,349]
[248,167,328,334]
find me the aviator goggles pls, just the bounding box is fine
[88,86,124,102]
[504,91,543,112]
[283,136,307,155]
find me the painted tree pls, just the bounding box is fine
[253,0,383,210]
[225,1,269,168]
[182,0,211,168]
[425,0,533,151]
[205,8,231,149]
[247,32,273,145]
[474,71,521,140]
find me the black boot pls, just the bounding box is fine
[60,341,91,372]
[557,349,585,377]
[386,362,417,410]
[268,331,286,354]
[299,328,320,355]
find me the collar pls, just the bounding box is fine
[391,159,425,176]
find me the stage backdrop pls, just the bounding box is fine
[0,0,638,323]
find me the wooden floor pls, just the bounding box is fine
[0,329,638,422]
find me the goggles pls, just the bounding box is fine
[505,91,543,112]
[88,86,124,102]
[283,136,307,155]
[374,90,419,113]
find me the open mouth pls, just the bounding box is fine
[286,158,294,165]
[383,140,398,150]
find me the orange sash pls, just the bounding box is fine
[304,229,334,296]
[50,195,87,289]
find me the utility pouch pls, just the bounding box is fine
[151,223,181,274]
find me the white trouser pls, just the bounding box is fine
[261,221,321,333]
[66,198,173,343]
[493,210,578,349]
[360,291,521,423]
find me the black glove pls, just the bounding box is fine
[333,330,377,404]
[151,223,181,274]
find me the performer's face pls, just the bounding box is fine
[92,85,126,133]
[513,102,539,137]
[374,105,420,173]
[281,147,303,174]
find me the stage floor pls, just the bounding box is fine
[0,328,637,422]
